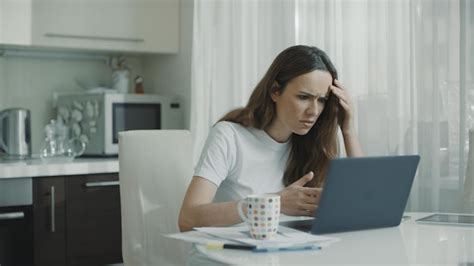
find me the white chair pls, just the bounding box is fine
[463,129,474,213]
[119,130,193,265]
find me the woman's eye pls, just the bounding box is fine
[318,97,328,103]
[298,95,310,100]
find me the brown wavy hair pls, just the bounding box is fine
[219,45,340,187]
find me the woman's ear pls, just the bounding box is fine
[270,81,280,102]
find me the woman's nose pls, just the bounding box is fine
[306,100,320,115]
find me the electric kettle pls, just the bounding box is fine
[0,108,31,158]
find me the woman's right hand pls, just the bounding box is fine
[277,172,322,216]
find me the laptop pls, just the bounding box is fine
[280,155,420,234]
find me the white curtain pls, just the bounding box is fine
[296,0,474,212]
[463,0,474,213]
[190,0,296,163]
[191,0,473,212]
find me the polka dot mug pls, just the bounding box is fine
[237,194,280,240]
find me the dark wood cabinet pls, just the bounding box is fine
[65,174,122,265]
[33,173,122,266]
[0,205,34,266]
[33,176,66,266]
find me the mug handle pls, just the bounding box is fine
[237,199,249,223]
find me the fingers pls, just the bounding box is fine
[330,85,348,103]
[338,98,350,111]
[293,187,322,205]
[289,171,314,187]
[297,203,318,216]
[333,79,345,89]
[283,174,322,217]
[302,192,322,205]
[302,195,318,205]
[330,81,352,113]
[330,79,348,98]
[300,187,322,198]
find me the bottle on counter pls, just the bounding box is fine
[134,75,144,94]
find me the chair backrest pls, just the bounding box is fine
[119,130,193,265]
[464,129,474,213]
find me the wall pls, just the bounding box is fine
[142,0,193,129]
[0,54,143,153]
[0,0,194,155]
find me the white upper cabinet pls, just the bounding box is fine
[0,0,179,53]
[1,0,33,46]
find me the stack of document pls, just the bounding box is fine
[166,225,339,251]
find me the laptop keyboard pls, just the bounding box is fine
[279,219,314,233]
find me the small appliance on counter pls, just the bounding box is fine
[55,92,183,156]
[0,108,31,159]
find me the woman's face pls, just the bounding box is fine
[270,70,333,139]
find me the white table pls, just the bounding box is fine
[195,213,474,265]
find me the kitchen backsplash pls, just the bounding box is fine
[0,54,144,154]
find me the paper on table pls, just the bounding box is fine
[165,230,242,245]
[194,225,339,248]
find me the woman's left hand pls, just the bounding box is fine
[330,79,355,134]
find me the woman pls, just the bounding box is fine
[179,45,363,232]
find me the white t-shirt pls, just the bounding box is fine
[194,121,290,202]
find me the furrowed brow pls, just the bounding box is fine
[300,91,323,98]
[299,90,329,99]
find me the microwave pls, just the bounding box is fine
[56,93,183,156]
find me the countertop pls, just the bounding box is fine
[0,157,119,179]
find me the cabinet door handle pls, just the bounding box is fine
[44,33,145,43]
[50,186,55,233]
[0,211,24,220]
[85,181,120,188]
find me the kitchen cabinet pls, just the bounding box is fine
[0,0,32,45]
[33,176,66,266]
[33,173,122,266]
[0,206,34,266]
[65,174,121,265]
[0,0,179,53]
[0,178,34,266]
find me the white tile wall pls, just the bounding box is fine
[0,54,143,153]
